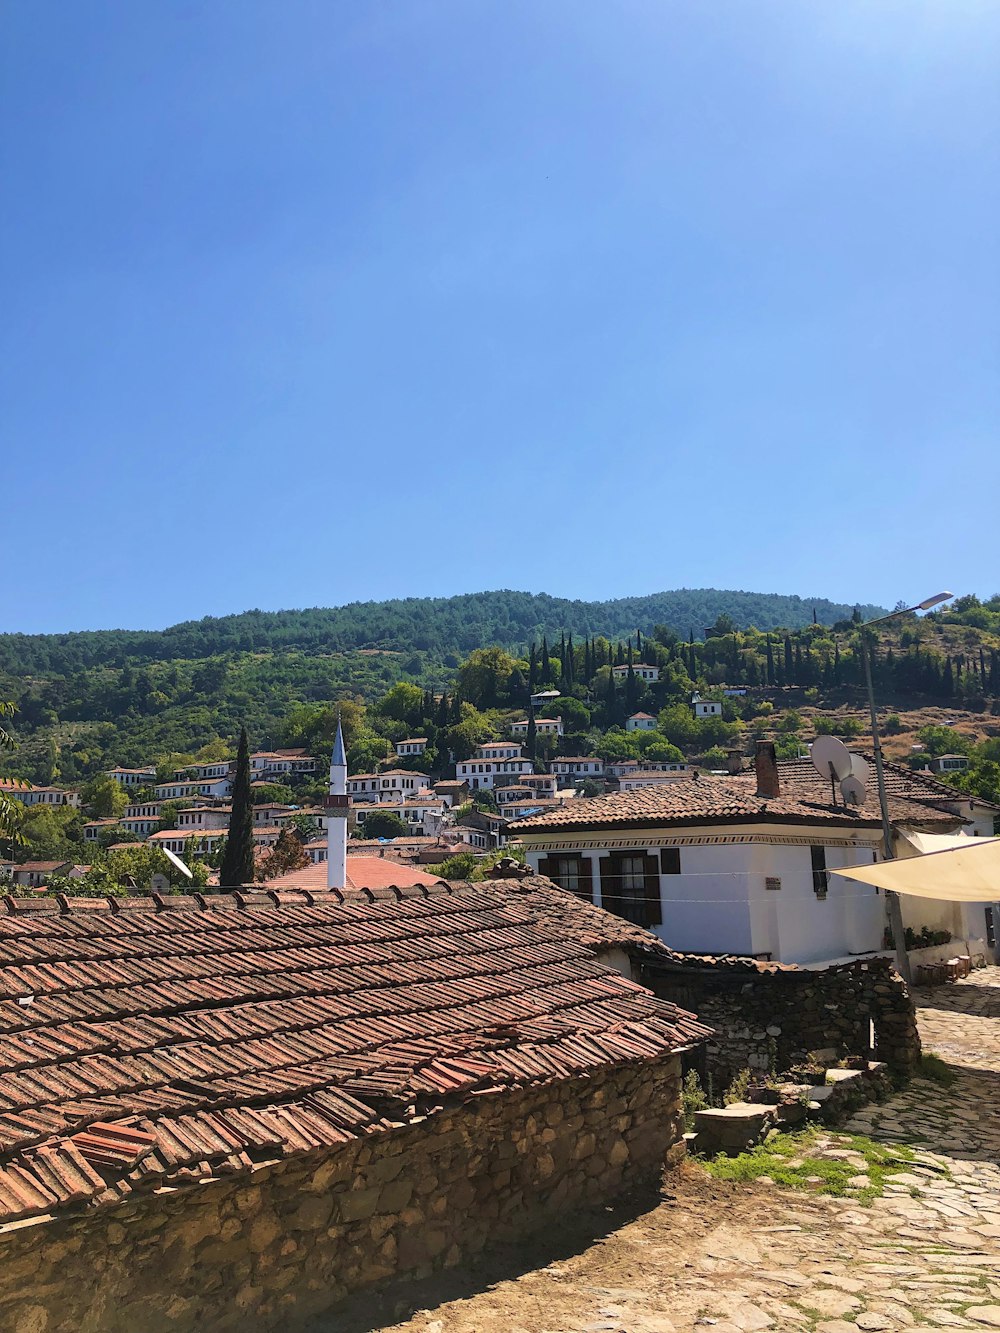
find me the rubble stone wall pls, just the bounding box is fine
[0,1058,683,1333]
[642,958,919,1089]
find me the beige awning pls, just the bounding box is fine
[833,836,1000,902]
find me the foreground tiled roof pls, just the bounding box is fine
[0,878,708,1225]
[509,774,959,834]
[727,756,1000,815]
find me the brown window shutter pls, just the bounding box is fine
[660,847,680,875]
[577,857,593,903]
[598,857,617,918]
[643,854,662,927]
[537,856,557,881]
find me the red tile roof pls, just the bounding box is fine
[737,755,1000,814]
[509,772,960,834]
[266,857,445,891]
[0,879,707,1224]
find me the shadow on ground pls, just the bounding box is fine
[304,1181,667,1333]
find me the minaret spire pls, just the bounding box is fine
[326,712,348,890]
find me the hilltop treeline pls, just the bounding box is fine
[0,588,882,675]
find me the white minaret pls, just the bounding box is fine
[326,714,348,889]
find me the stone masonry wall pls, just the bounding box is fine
[0,1057,682,1333]
[642,958,919,1089]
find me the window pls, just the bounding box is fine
[599,853,662,928]
[660,848,681,875]
[811,846,828,899]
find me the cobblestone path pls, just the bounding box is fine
[356,967,1000,1333]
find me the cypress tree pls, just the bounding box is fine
[528,643,538,692]
[765,635,775,685]
[566,633,575,686]
[784,636,794,680]
[220,727,255,887]
[525,707,537,761]
[540,636,551,683]
[437,692,449,727]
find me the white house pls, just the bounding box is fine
[174,761,232,781]
[617,770,695,792]
[105,767,157,789]
[530,690,561,709]
[353,798,447,838]
[395,738,428,758]
[348,771,433,803]
[626,712,657,732]
[118,814,161,838]
[691,693,722,718]
[155,777,232,802]
[548,757,604,784]
[612,664,659,683]
[176,806,231,831]
[930,754,970,774]
[511,742,962,966]
[606,760,640,779]
[0,781,81,809]
[455,742,534,792]
[509,717,564,737]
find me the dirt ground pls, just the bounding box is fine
[318,971,1000,1333]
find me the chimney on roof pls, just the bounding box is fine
[755,741,780,799]
[726,748,745,776]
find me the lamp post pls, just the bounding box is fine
[860,592,953,984]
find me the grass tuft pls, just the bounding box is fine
[699,1127,917,1205]
[919,1052,957,1087]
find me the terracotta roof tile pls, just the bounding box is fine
[0,878,707,1224]
[509,768,961,833]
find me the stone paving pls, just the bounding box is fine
[365,966,1000,1333]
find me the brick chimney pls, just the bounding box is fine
[726,747,745,776]
[755,741,780,798]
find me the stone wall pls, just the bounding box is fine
[0,1058,682,1333]
[641,957,919,1089]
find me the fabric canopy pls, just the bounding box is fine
[833,836,1000,902]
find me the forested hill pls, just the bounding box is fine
[0,588,883,675]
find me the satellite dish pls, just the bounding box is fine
[849,754,870,789]
[161,846,194,880]
[810,736,853,782]
[840,775,866,806]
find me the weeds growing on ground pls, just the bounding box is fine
[699,1127,916,1206]
[919,1052,957,1087]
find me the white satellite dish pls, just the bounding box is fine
[810,736,853,782]
[161,846,194,880]
[840,775,866,806]
[849,754,870,789]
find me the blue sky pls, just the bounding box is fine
[2,1,998,634]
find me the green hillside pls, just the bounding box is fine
[0,588,882,675]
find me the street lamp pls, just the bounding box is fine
[860,592,953,983]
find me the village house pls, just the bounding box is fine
[0,879,707,1332]
[549,756,605,785]
[511,742,962,966]
[118,813,161,838]
[147,828,224,857]
[691,692,722,718]
[612,663,659,683]
[509,716,564,737]
[155,776,232,802]
[176,806,231,831]
[173,760,232,781]
[606,759,640,779]
[83,817,119,843]
[455,741,534,791]
[0,779,81,809]
[433,778,469,805]
[615,769,697,792]
[249,751,320,780]
[105,766,157,788]
[530,688,561,709]
[7,861,89,889]
[521,772,559,798]
[929,753,971,774]
[626,712,657,732]
[348,770,433,803]
[352,797,447,838]
[395,737,428,757]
